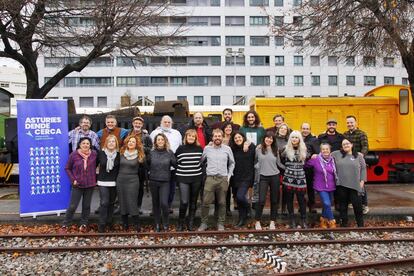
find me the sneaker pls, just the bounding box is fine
[363,205,369,214]
[269,221,276,230]
[217,224,225,231]
[197,223,208,231]
[79,224,88,232]
[255,221,262,231]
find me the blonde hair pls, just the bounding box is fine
[184,129,200,146]
[120,135,145,163]
[153,133,171,151]
[285,130,307,162]
[103,134,119,151]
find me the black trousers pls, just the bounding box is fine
[178,181,201,219]
[255,175,280,221]
[98,186,117,226]
[305,168,315,208]
[149,180,170,226]
[63,186,94,226]
[233,184,250,220]
[285,188,307,219]
[336,185,364,227]
[137,170,146,210]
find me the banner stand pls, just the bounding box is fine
[20,209,67,218]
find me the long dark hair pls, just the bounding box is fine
[340,139,358,158]
[77,137,92,150]
[261,131,278,157]
[242,110,261,128]
[229,131,246,150]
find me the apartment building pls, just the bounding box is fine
[38,0,409,109]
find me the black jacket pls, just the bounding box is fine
[318,132,345,152]
[147,149,176,182]
[181,120,212,143]
[97,150,120,182]
[303,134,320,158]
[231,143,256,187]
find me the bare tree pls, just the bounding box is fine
[275,0,414,96]
[0,0,183,99]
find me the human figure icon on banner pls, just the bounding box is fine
[30,167,35,176]
[35,147,39,156]
[36,176,40,185]
[49,146,55,155]
[40,156,45,165]
[55,146,59,155]
[30,147,34,156]
[46,166,50,174]
[41,176,45,184]
[56,184,61,192]
[51,184,55,193]
[50,166,55,174]
[35,167,40,175]
[46,175,50,184]
[30,157,34,166]
[40,146,44,155]
[55,156,59,164]
[31,186,35,195]
[36,186,40,194]
[35,157,40,165]
[55,165,59,173]
[50,156,54,165]
[45,146,49,155]
[46,185,50,193]
[45,156,49,165]
[56,174,60,183]
[31,176,35,185]
[51,175,55,183]
[41,185,45,194]
[41,166,45,175]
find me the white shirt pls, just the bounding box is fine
[150,127,182,153]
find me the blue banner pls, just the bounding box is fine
[17,100,70,217]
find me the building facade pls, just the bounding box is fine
[38,0,409,110]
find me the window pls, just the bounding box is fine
[399,89,409,115]
[211,96,221,105]
[150,56,168,66]
[151,77,168,86]
[275,76,285,86]
[328,75,338,86]
[225,36,245,46]
[250,36,269,46]
[225,0,244,6]
[346,75,355,86]
[402,78,409,85]
[275,56,284,66]
[225,16,244,26]
[363,56,376,67]
[251,76,270,86]
[170,56,187,66]
[383,57,394,67]
[97,97,107,107]
[274,16,284,27]
[294,76,304,86]
[292,16,302,26]
[328,56,338,66]
[293,36,303,46]
[226,76,246,86]
[384,76,395,85]
[293,0,302,5]
[310,56,320,66]
[275,0,283,6]
[233,95,245,105]
[177,96,187,101]
[250,16,269,26]
[345,56,355,66]
[187,56,209,66]
[194,96,204,105]
[250,0,269,6]
[293,55,303,66]
[311,76,320,86]
[88,57,113,67]
[79,97,94,107]
[225,56,245,66]
[187,36,220,46]
[170,77,187,86]
[364,76,376,86]
[65,77,113,87]
[275,36,284,46]
[250,56,270,66]
[210,56,221,66]
[117,76,150,87]
[155,96,165,102]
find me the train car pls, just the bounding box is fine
[250,85,414,183]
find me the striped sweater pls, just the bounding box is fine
[175,144,203,183]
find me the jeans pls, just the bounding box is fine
[285,189,306,219]
[201,176,228,225]
[255,175,280,221]
[63,186,94,226]
[233,184,250,219]
[318,191,334,220]
[336,185,364,227]
[137,170,146,210]
[150,181,170,225]
[167,170,176,208]
[98,186,117,226]
[178,181,201,219]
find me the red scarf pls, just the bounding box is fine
[77,149,91,170]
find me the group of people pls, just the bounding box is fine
[62,108,368,232]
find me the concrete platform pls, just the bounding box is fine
[0,184,413,223]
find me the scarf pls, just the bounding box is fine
[77,149,91,170]
[160,126,172,133]
[124,149,138,160]
[104,149,117,172]
[318,153,337,187]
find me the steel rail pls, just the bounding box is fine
[0,238,413,253]
[274,257,414,275]
[1,226,413,239]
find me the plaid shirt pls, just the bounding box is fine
[68,129,100,152]
[343,128,369,155]
[65,150,97,188]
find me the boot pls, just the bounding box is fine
[187,209,196,231]
[132,215,141,232]
[155,224,161,232]
[328,219,337,229]
[121,215,129,231]
[300,218,308,229]
[235,207,247,228]
[319,217,328,229]
[177,219,185,232]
